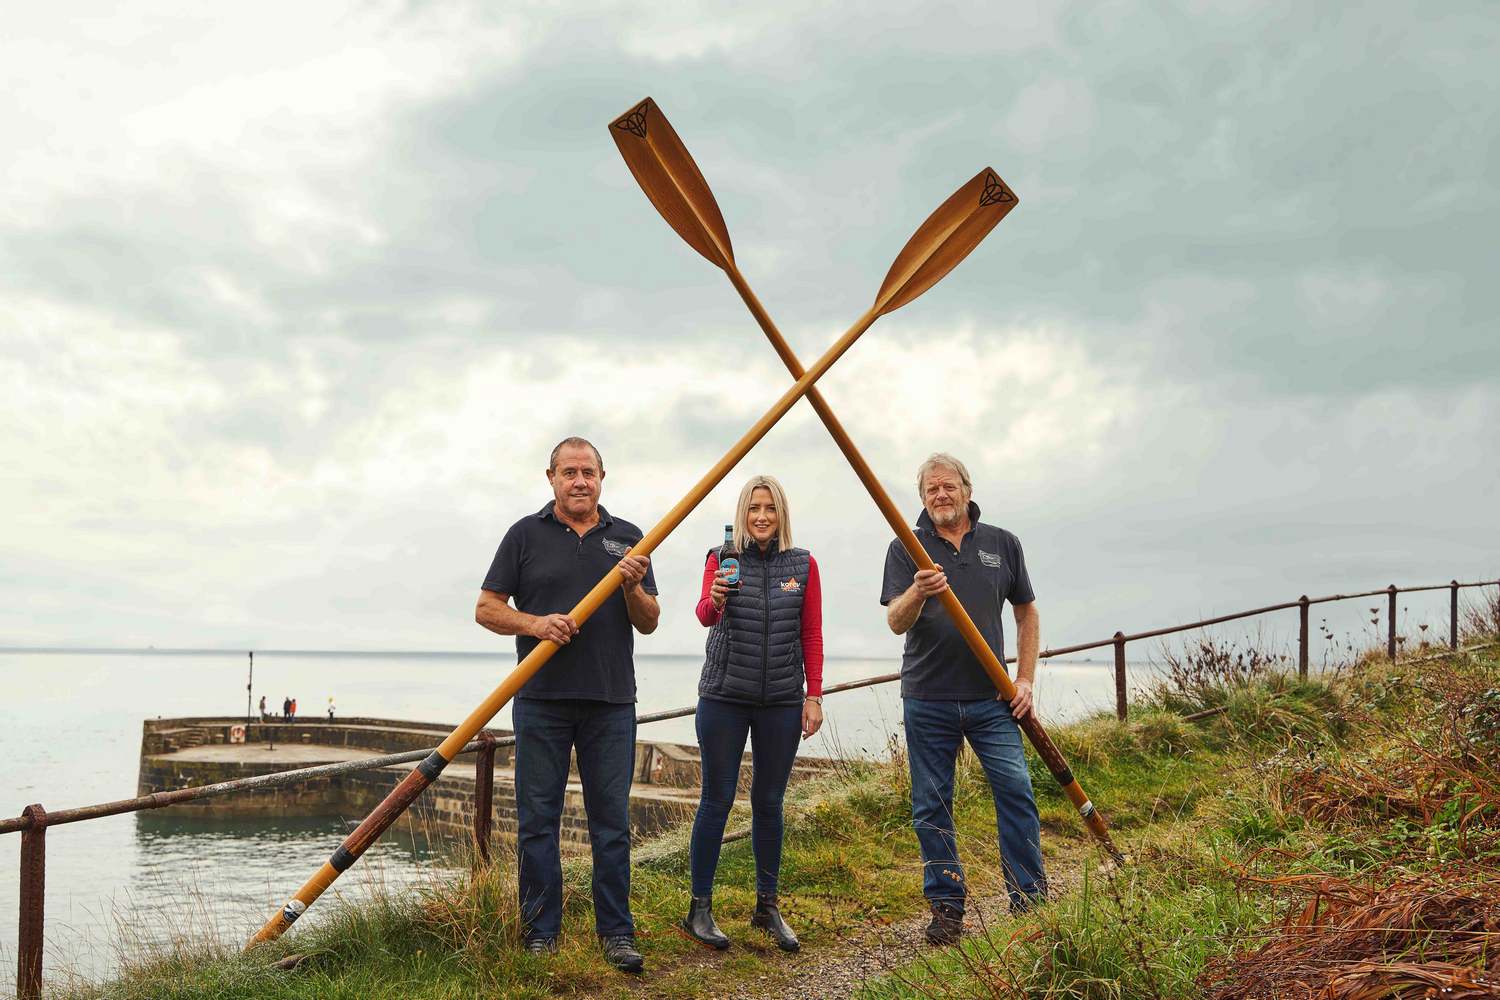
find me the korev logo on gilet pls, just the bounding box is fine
[978,550,1003,569]
[602,538,631,557]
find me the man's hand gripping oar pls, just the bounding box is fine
[610,96,1124,863]
[245,108,1023,950]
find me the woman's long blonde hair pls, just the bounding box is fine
[732,475,793,552]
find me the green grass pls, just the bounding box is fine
[855,642,1500,999]
[59,641,1500,999]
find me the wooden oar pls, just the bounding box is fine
[611,96,1123,861]
[246,115,1019,949]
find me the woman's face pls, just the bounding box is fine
[745,486,778,546]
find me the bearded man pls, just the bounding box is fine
[880,452,1047,945]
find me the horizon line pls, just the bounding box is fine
[0,644,1107,662]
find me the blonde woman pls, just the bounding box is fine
[682,475,823,953]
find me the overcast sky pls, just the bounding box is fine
[3,1,1496,664]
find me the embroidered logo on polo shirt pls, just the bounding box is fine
[780,577,801,591]
[602,538,631,557]
[978,550,1003,569]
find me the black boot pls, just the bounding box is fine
[600,934,644,973]
[750,892,799,952]
[681,895,730,950]
[925,901,963,946]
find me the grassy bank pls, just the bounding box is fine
[61,627,1500,998]
[858,636,1500,999]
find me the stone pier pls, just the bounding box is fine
[137,716,835,853]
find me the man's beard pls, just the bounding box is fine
[930,503,964,528]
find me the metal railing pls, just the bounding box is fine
[4,575,1496,998]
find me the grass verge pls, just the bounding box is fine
[57,634,1500,999]
[857,640,1500,999]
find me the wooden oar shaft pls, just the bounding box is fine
[723,265,1122,861]
[248,303,885,948]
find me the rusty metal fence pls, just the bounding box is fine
[4,576,1497,998]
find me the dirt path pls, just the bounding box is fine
[619,837,1099,1000]
[733,890,1019,1000]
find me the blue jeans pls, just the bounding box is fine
[903,697,1047,912]
[512,698,636,939]
[689,697,803,897]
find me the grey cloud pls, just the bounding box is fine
[3,0,1496,656]
[7,1,1495,403]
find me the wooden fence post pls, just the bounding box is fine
[1113,632,1127,721]
[1387,585,1397,660]
[18,804,46,1000]
[1298,596,1310,678]
[1450,580,1459,650]
[473,732,496,864]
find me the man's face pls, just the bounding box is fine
[547,445,604,520]
[921,467,969,529]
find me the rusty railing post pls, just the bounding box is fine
[18,803,47,1000]
[1387,585,1398,660]
[1298,595,1310,678]
[1451,580,1460,650]
[473,731,496,864]
[1113,632,1127,721]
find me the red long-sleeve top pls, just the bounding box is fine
[695,551,824,698]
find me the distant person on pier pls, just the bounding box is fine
[289,697,297,722]
[259,695,268,721]
[327,696,335,721]
[881,452,1046,945]
[475,436,658,973]
[282,695,291,720]
[681,474,822,954]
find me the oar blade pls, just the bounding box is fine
[873,168,1018,316]
[609,97,735,270]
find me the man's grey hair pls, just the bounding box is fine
[549,436,604,473]
[916,452,973,498]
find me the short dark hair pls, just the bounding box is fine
[549,436,604,473]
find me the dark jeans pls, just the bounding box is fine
[513,697,636,940]
[689,697,802,897]
[903,696,1047,913]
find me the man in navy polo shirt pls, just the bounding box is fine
[475,436,659,972]
[881,452,1046,946]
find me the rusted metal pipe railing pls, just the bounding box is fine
[0,738,507,836]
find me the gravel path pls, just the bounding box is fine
[731,891,1020,1000]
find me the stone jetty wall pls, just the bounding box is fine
[137,717,833,852]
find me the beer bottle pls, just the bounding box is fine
[719,523,741,591]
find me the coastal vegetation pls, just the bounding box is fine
[60,598,1500,998]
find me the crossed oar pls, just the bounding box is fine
[610,97,1122,862]
[247,101,1022,947]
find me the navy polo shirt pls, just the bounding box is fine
[879,502,1035,700]
[482,502,658,703]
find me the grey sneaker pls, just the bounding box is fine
[600,934,644,973]
[523,936,557,955]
